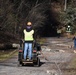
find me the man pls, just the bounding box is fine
[23,22,34,60]
[57,28,61,38]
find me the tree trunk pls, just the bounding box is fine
[64,0,67,11]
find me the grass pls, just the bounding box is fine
[37,38,46,45]
[0,50,18,61]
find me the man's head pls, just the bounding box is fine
[27,22,32,26]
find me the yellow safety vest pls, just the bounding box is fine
[23,29,34,41]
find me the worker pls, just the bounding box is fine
[23,22,34,60]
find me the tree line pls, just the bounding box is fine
[0,0,76,38]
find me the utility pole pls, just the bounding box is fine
[64,0,67,11]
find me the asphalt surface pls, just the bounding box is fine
[0,37,75,75]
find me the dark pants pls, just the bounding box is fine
[57,33,60,38]
[74,39,76,49]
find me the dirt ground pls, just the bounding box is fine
[0,37,76,75]
[46,37,76,75]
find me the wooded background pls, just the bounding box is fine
[0,0,76,43]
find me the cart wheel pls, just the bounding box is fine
[34,57,40,67]
[37,58,40,67]
[22,63,24,66]
[17,61,22,67]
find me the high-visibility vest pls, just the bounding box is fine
[23,29,34,41]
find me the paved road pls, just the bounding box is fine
[0,37,75,75]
